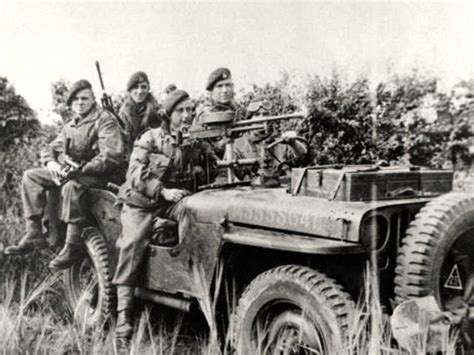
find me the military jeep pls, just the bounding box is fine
[53,161,474,353]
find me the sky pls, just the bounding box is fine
[1,1,473,121]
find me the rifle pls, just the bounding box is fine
[95,61,125,130]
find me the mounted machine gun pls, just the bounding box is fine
[184,111,307,187]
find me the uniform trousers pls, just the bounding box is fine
[22,167,109,239]
[112,200,186,288]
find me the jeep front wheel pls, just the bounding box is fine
[64,227,115,329]
[232,265,355,354]
[395,193,474,311]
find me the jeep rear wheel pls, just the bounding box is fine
[395,193,474,311]
[232,265,355,354]
[64,227,115,329]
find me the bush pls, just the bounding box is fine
[0,77,40,148]
[239,70,473,169]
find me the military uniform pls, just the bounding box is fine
[119,71,162,155]
[119,95,161,154]
[113,124,216,287]
[194,67,246,126]
[22,104,125,231]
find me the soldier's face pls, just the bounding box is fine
[170,99,193,132]
[130,82,150,104]
[71,89,95,116]
[211,79,234,105]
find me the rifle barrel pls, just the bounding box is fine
[95,60,106,90]
[233,113,304,127]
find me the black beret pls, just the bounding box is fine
[66,79,93,106]
[163,89,189,117]
[206,67,232,91]
[126,71,149,91]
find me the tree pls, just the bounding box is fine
[0,77,40,148]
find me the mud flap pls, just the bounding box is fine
[391,296,465,352]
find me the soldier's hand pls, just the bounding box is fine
[160,188,191,203]
[47,161,66,185]
[64,168,82,180]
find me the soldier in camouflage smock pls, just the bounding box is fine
[113,89,217,344]
[5,80,125,270]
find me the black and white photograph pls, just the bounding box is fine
[0,0,473,353]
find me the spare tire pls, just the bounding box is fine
[394,193,474,311]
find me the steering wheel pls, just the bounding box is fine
[265,135,310,174]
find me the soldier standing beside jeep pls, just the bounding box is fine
[5,79,125,270]
[119,71,162,155]
[113,89,217,344]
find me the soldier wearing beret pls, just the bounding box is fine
[119,71,161,156]
[195,67,246,125]
[5,80,125,270]
[112,89,217,344]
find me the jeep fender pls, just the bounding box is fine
[222,225,364,255]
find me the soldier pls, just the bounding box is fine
[119,71,161,154]
[5,80,125,270]
[113,89,216,344]
[195,67,246,125]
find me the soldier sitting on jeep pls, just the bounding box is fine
[5,79,125,270]
[118,71,162,155]
[112,89,217,344]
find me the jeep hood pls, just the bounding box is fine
[182,187,433,242]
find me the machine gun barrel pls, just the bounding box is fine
[216,157,259,168]
[232,113,304,127]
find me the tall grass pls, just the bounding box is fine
[0,255,463,354]
[0,224,464,355]
[0,248,194,353]
[347,263,459,355]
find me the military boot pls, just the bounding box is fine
[49,223,85,270]
[48,242,84,270]
[5,217,48,255]
[115,286,135,348]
